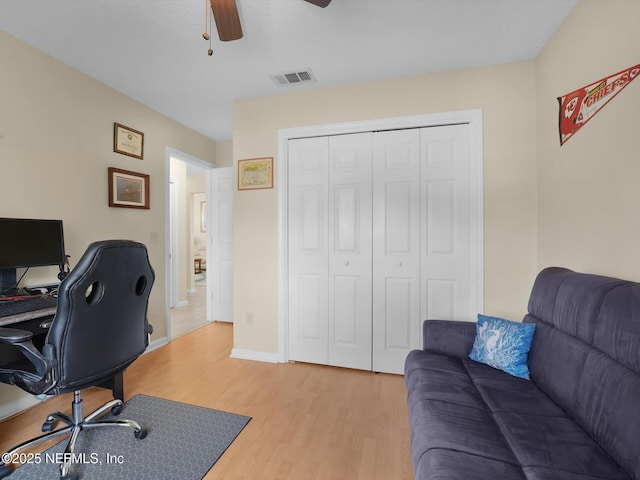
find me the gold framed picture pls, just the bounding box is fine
[238,157,273,190]
[108,167,150,209]
[114,122,144,159]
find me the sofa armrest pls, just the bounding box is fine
[422,320,477,358]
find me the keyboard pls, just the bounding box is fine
[0,295,57,318]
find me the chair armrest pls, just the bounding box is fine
[0,327,56,395]
[422,320,477,359]
[0,327,33,344]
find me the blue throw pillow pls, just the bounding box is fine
[469,314,536,379]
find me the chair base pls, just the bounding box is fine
[0,390,147,480]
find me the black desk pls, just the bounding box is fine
[0,305,54,362]
[0,306,56,328]
[0,303,124,400]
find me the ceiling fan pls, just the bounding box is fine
[208,0,332,42]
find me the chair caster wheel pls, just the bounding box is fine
[110,403,123,416]
[134,427,148,440]
[42,417,56,432]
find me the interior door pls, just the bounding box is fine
[288,133,374,370]
[210,167,234,322]
[420,124,475,323]
[372,129,421,374]
[328,133,373,370]
[288,137,330,364]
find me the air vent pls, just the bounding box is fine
[271,69,317,86]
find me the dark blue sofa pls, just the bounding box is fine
[404,267,640,480]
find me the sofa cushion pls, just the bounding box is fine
[592,283,640,373]
[414,449,526,480]
[405,352,520,469]
[525,319,591,415]
[527,267,626,343]
[495,412,630,480]
[469,314,536,379]
[466,358,629,479]
[574,351,640,480]
[464,360,566,417]
[406,347,632,480]
[521,466,629,480]
[405,352,486,412]
[525,267,640,479]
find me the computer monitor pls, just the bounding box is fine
[0,218,66,296]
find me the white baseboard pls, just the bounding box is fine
[230,348,279,364]
[0,394,45,422]
[147,336,169,353]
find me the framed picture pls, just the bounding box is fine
[238,157,273,190]
[200,200,207,232]
[113,122,144,159]
[108,167,150,209]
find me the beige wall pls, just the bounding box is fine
[0,31,216,408]
[215,141,233,167]
[233,61,539,355]
[536,0,640,280]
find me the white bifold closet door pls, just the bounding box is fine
[288,133,373,370]
[288,124,476,374]
[371,129,421,373]
[371,125,475,373]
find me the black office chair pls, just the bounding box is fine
[0,240,154,480]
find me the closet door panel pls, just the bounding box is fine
[382,277,413,349]
[298,274,325,339]
[328,133,373,370]
[420,124,475,325]
[372,129,420,374]
[288,137,330,364]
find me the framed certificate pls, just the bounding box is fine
[114,123,144,159]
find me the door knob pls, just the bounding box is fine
[397,261,403,267]
[344,260,350,266]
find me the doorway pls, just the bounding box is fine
[167,151,210,339]
[166,147,234,340]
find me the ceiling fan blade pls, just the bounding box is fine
[209,0,243,41]
[303,0,332,7]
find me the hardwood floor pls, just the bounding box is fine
[170,284,208,339]
[0,322,413,480]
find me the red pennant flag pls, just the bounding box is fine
[558,64,640,145]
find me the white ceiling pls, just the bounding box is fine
[0,0,577,141]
